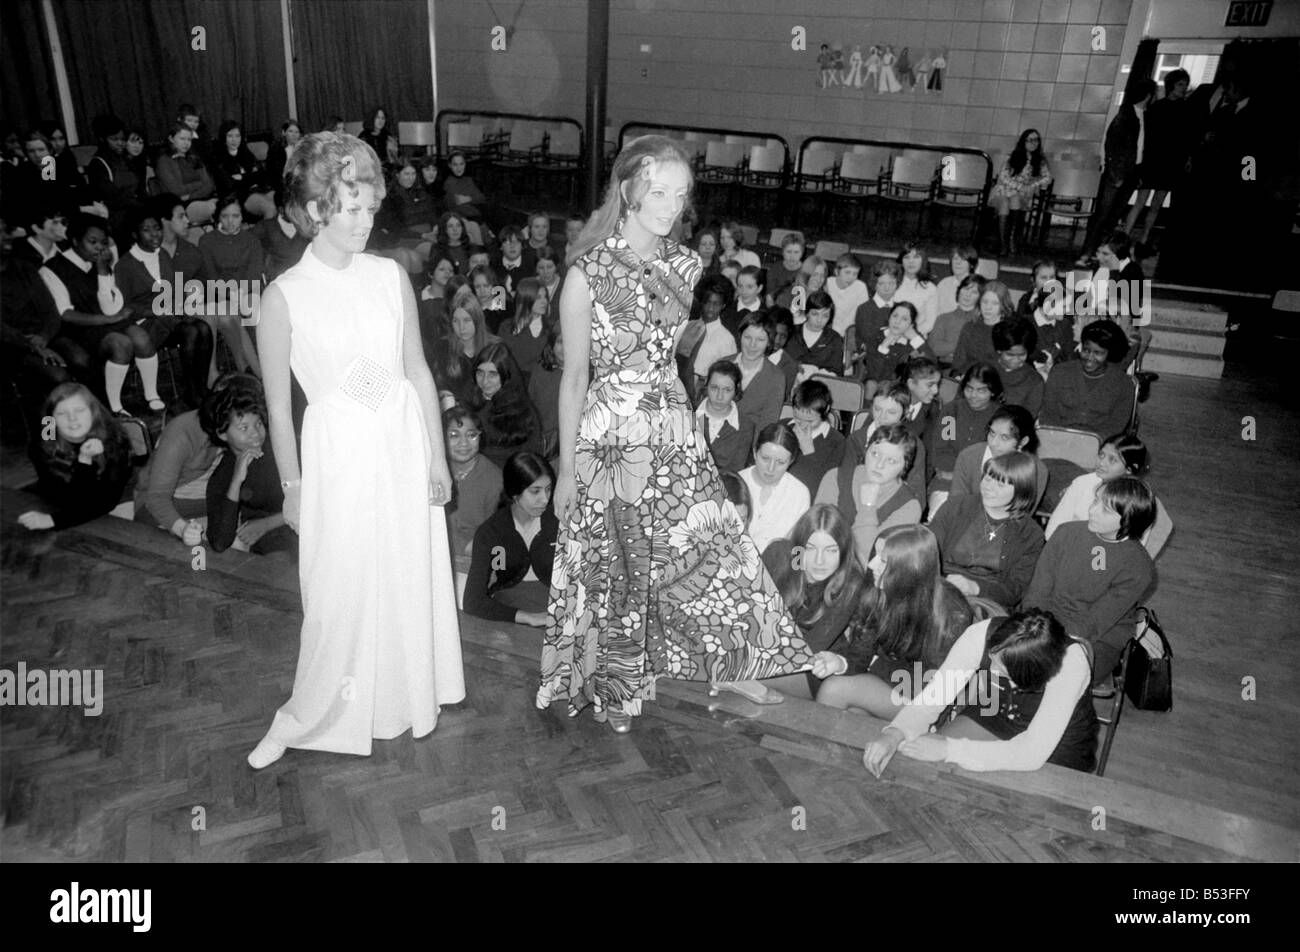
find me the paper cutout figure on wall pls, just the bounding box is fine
[879,45,902,93]
[897,47,914,90]
[864,45,881,90]
[915,50,933,92]
[929,48,947,91]
[818,43,838,87]
[844,44,864,88]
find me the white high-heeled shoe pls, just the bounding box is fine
[247,737,287,769]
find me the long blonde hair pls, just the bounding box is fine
[567,135,694,267]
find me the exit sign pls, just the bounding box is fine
[1225,0,1271,26]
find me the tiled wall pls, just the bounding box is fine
[435,0,1133,163]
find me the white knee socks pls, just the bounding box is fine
[136,354,164,406]
[104,361,129,412]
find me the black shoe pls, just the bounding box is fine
[1136,370,1159,383]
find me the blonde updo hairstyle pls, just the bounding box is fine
[283,132,386,238]
[567,134,694,266]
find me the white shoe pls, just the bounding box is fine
[248,737,287,769]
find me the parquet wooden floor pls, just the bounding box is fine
[0,516,1274,862]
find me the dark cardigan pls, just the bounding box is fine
[928,492,1044,607]
[463,505,558,622]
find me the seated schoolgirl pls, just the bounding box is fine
[992,319,1045,416]
[1045,432,1171,558]
[740,422,811,553]
[17,382,132,531]
[950,280,1014,376]
[863,608,1100,775]
[1022,475,1156,690]
[134,373,257,544]
[828,384,928,507]
[929,362,1004,505]
[949,404,1049,512]
[784,290,844,379]
[824,253,869,336]
[762,504,868,683]
[786,378,845,496]
[849,260,902,368]
[201,380,295,555]
[928,450,1044,609]
[498,277,551,380]
[824,423,922,565]
[697,360,754,475]
[936,245,979,316]
[894,240,940,337]
[463,452,558,628]
[765,306,800,401]
[929,274,982,371]
[1039,319,1134,440]
[858,300,933,399]
[813,524,972,718]
[470,263,512,335]
[732,311,786,429]
[444,405,504,556]
[469,342,544,468]
[442,151,488,222]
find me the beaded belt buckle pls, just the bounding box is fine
[340,355,394,412]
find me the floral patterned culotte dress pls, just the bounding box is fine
[538,232,813,720]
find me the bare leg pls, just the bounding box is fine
[816,672,902,719]
[1123,188,1151,237]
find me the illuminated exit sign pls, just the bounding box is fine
[1225,0,1272,26]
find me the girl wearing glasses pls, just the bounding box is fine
[988,128,1052,257]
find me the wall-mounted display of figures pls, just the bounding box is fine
[879,45,902,93]
[929,48,947,91]
[865,45,881,90]
[897,47,914,91]
[818,43,838,88]
[915,49,933,92]
[844,44,864,89]
[813,40,944,96]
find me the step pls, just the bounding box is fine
[1142,346,1224,379]
[1151,300,1229,333]
[1148,325,1226,357]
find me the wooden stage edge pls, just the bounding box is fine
[4,502,1294,863]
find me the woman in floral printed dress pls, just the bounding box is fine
[537,136,813,733]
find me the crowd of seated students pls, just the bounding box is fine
[5,105,1176,773]
[664,224,1170,772]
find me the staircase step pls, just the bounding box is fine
[1151,299,1229,332]
[1143,347,1224,379]
[1148,326,1226,357]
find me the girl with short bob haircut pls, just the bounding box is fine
[928,450,1045,608]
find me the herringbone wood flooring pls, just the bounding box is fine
[0,520,1258,863]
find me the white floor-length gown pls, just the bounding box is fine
[264,245,464,755]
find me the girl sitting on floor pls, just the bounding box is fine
[813,524,972,719]
[18,382,132,531]
[463,451,557,628]
[863,607,1099,775]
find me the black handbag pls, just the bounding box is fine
[1125,607,1172,711]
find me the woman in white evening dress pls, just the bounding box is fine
[248,133,464,768]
